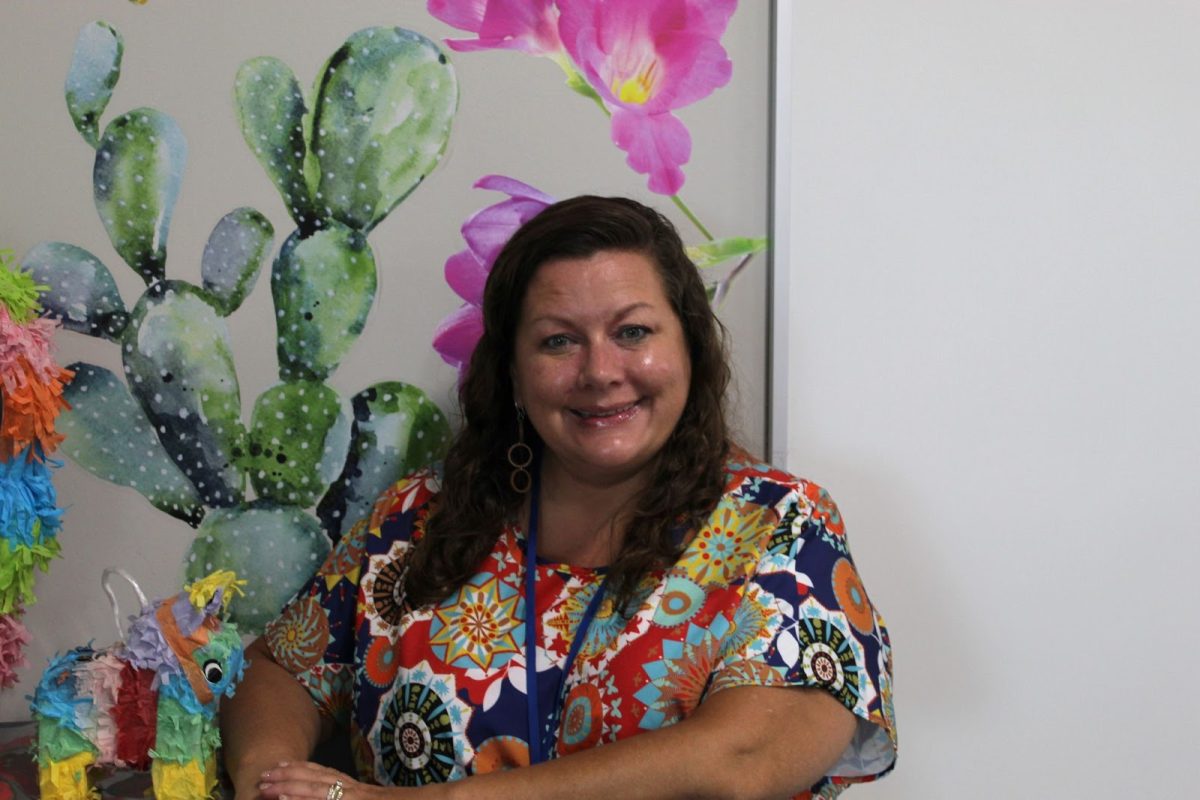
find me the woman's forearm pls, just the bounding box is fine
[220,637,328,798]
[258,685,854,800]
[441,685,855,800]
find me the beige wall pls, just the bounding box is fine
[0,1,768,718]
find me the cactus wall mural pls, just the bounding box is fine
[26,21,456,631]
[0,10,768,718]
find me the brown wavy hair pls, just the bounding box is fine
[405,195,732,613]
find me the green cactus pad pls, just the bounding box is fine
[317,381,450,539]
[234,57,318,231]
[122,280,246,508]
[185,501,331,632]
[241,381,352,508]
[65,21,123,148]
[94,108,186,285]
[310,27,458,232]
[22,241,129,340]
[58,362,205,526]
[201,208,274,316]
[272,223,376,382]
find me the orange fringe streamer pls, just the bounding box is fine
[0,356,74,460]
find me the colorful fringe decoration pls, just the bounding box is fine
[0,449,63,615]
[0,247,71,693]
[0,250,48,325]
[0,306,74,460]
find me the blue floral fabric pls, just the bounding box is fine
[265,455,897,797]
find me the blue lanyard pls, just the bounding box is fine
[523,467,610,765]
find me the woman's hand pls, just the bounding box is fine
[257,762,419,800]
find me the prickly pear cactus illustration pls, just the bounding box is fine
[26,21,456,631]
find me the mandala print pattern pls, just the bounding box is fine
[558,681,604,754]
[650,572,707,629]
[429,574,523,671]
[473,735,529,773]
[676,499,768,587]
[719,582,779,660]
[547,578,625,659]
[361,541,411,642]
[781,599,876,718]
[766,503,802,559]
[634,615,731,729]
[326,518,370,586]
[299,662,354,726]
[876,644,897,742]
[832,558,874,636]
[369,473,440,531]
[365,636,401,689]
[371,660,473,786]
[803,483,845,537]
[265,595,330,673]
[708,654,784,695]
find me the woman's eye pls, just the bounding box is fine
[543,334,572,350]
[618,325,650,342]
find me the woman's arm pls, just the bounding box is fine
[258,683,856,800]
[221,637,331,799]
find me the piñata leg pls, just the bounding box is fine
[38,751,98,800]
[32,651,101,800]
[151,696,219,800]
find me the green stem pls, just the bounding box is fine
[711,252,756,308]
[670,194,714,241]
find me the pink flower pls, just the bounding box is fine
[433,175,555,377]
[0,612,31,689]
[559,0,736,194]
[428,0,564,56]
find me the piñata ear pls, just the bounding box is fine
[184,569,246,615]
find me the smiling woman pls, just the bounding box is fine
[221,197,897,800]
[513,250,692,496]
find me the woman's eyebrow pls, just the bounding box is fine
[613,302,654,319]
[528,302,655,327]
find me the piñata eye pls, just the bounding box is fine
[203,660,224,683]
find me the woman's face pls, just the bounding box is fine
[512,250,691,488]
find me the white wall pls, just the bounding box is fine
[780,2,1200,797]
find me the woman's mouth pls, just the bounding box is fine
[570,401,641,426]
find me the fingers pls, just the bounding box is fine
[258,762,354,800]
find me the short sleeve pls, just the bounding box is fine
[710,482,897,789]
[261,517,366,725]
[261,470,437,725]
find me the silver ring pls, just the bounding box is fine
[327,779,344,800]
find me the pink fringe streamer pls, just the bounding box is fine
[0,305,62,391]
[0,612,31,689]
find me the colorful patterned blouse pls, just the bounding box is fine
[264,456,897,798]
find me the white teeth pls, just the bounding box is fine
[574,402,636,419]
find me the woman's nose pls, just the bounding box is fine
[578,341,622,387]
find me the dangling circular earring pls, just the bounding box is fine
[508,405,533,494]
